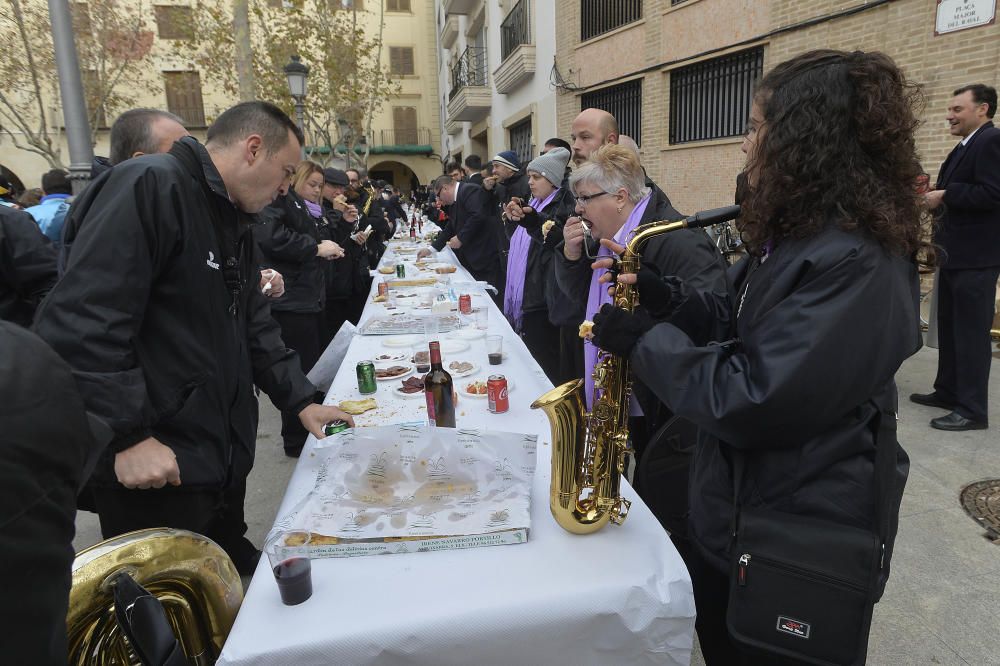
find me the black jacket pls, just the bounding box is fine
[320,205,368,301]
[432,182,500,280]
[0,206,57,327]
[933,121,1000,269]
[355,184,389,268]
[515,187,576,315]
[253,191,325,313]
[0,322,107,666]
[496,171,532,251]
[33,137,315,489]
[632,227,918,583]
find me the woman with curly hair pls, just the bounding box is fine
[591,50,930,664]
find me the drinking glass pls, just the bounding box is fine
[265,531,312,606]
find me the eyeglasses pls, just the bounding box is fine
[575,191,611,207]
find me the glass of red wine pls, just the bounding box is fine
[265,530,313,606]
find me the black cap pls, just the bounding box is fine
[323,168,349,186]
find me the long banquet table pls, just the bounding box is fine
[217,234,695,666]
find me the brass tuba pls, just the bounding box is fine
[67,528,244,665]
[531,206,741,534]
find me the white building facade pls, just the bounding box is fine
[434,0,558,170]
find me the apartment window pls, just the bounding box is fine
[669,47,763,144]
[387,0,410,10]
[154,5,192,40]
[389,47,415,76]
[392,107,418,145]
[164,71,206,127]
[81,70,107,129]
[509,118,532,165]
[581,79,643,146]
[71,2,91,35]
[500,0,530,62]
[330,0,363,9]
[580,0,641,42]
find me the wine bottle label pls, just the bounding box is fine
[425,390,436,422]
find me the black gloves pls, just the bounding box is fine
[591,304,656,357]
[634,264,687,320]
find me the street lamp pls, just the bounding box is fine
[283,54,310,158]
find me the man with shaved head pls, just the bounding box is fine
[570,107,678,214]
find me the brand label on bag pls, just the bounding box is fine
[776,616,811,639]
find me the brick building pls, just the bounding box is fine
[555,0,1000,215]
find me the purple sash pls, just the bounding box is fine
[504,189,559,332]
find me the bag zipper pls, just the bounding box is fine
[737,552,867,593]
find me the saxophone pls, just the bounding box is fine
[531,205,741,534]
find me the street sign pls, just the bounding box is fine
[935,0,996,35]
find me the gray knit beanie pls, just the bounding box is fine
[526,147,570,188]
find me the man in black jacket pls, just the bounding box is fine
[423,175,501,297]
[34,102,354,573]
[912,84,1000,431]
[0,322,110,665]
[0,205,57,327]
[347,168,390,269]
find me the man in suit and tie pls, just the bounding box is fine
[420,175,501,302]
[911,84,1000,431]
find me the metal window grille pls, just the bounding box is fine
[509,118,533,165]
[670,0,689,5]
[501,0,530,62]
[669,47,763,144]
[580,79,643,146]
[164,71,206,128]
[580,0,642,42]
[449,46,487,100]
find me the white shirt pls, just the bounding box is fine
[961,124,985,146]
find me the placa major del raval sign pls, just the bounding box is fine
[936,0,996,35]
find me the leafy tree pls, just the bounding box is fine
[0,0,154,168]
[181,0,399,167]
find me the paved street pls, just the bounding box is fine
[74,345,1000,665]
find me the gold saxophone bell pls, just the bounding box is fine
[67,528,243,665]
[532,206,740,534]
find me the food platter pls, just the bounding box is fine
[374,364,414,381]
[460,378,514,399]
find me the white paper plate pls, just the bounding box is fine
[452,328,487,340]
[445,360,480,378]
[383,335,423,348]
[392,383,427,399]
[440,339,470,354]
[460,378,514,399]
[375,365,414,382]
[371,351,408,364]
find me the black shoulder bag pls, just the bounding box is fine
[726,404,901,666]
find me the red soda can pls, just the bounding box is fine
[487,375,509,413]
[459,294,472,315]
[377,281,388,297]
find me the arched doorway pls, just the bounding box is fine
[368,160,420,195]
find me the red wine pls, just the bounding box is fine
[273,557,312,605]
[488,352,502,365]
[424,341,456,427]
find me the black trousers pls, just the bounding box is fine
[522,310,560,384]
[91,479,259,575]
[323,297,353,349]
[272,310,325,451]
[933,266,1000,422]
[556,324,585,386]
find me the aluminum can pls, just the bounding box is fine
[395,263,406,278]
[487,375,509,414]
[324,420,350,436]
[377,281,388,297]
[459,294,472,315]
[357,360,377,395]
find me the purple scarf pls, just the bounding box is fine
[584,193,651,410]
[504,189,560,332]
[303,198,323,218]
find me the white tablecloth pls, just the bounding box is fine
[218,239,695,666]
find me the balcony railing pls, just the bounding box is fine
[501,0,530,62]
[378,128,432,146]
[449,46,488,100]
